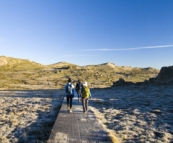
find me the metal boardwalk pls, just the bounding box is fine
[48,97,113,143]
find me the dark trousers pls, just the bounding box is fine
[82,97,88,112]
[66,96,73,108]
[77,90,82,99]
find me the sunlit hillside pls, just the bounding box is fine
[0,56,159,90]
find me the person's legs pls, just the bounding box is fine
[67,96,69,106]
[66,96,70,111]
[82,97,85,113]
[77,91,80,101]
[85,98,89,112]
[78,91,81,102]
[69,96,73,112]
[70,97,73,109]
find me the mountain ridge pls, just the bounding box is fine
[0,56,159,70]
[0,55,160,90]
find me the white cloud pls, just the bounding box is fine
[81,44,173,51]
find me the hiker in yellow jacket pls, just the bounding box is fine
[81,81,92,114]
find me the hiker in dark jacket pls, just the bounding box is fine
[81,81,92,114]
[65,78,75,113]
[75,79,83,102]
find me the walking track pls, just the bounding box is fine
[48,96,113,143]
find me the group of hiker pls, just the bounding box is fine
[65,78,92,114]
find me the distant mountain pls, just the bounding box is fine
[0,55,159,72]
[0,56,160,90]
[84,61,159,73]
[48,62,78,68]
[0,56,45,71]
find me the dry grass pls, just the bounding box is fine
[0,136,10,143]
[90,106,121,143]
[0,56,159,90]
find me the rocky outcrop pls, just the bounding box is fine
[148,66,173,85]
[112,66,173,86]
[157,66,173,84]
[112,78,134,86]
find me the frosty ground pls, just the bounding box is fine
[0,90,64,143]
[90,85,173,143]
[0,85,173,143]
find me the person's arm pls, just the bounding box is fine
[65,84,68,94]
[89,89,92,98]
[72,84,75,95]
[75,83,78,91]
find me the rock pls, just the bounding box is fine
[112,78,134,86]
[150,66,173,85]
[154,131,165,138]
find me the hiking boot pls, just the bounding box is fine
[83,110,88,114]
[67,106,70,111]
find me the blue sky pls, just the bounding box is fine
[0,0,173,69]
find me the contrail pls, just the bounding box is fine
[81,44,173,51]
[58,55,97,57]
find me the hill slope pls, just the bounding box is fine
[0,56,159,90]
[0,56,45,71]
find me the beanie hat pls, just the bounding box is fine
[83,81,87,86]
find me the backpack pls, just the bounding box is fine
[82,86,90,98]
[67,83,73,95]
